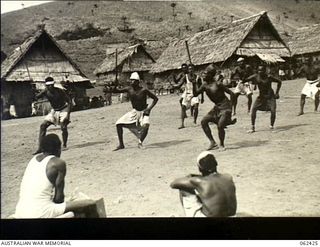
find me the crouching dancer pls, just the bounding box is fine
[14,134,96,218]
[170,151,237,217]
[192,65,237,151]
[112,72,158,150]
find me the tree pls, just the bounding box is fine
[170,3,177,17]
[121,16,128,29]
[188,12,192,19]
[173,13,177,22]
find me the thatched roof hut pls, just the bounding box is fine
[94,44,156,85]
[1,27,92,118]
[1,28,91,87]
[288,24,320,58]
[150,11,290,74]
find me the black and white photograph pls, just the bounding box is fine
[1,0,320,240]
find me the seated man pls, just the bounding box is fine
[14,134,97,218]
[170,151,237,217]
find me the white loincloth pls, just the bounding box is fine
[44,106,68,126]
[116,109,150,127]
[234,80,254,95]
[301,79,320,100]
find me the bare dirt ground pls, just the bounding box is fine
[1,78,320,218]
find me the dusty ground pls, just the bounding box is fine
[1,78,320,218]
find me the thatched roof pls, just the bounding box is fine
[288,24,320,56]
[150,11,290,74]
[94,44,155,76]
[1,28,91,85]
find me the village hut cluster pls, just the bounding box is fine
[1,11,319,119]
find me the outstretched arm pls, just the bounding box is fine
[172,75,186,90]
[242,74,257,84]
[111,85,129,93]
[34,90,46,101]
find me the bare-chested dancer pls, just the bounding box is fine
[112,72,158,150]
[192,65,237,151]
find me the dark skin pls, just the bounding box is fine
[33,85,71,154]
[242,67,282,132]
[170,166,237,217]
[296,61,320,115]
[174,65,188,113]
[231,63,254,115]
[173,67,204,127]
[36,144,95,215]
[112,79,158,150]
[192,66,236,150]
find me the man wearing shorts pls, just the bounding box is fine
[170,151,237,217]
[242,65,282,133]
[15,134,96,218]
[33,77,71,154]
[192,65,237,151]
[172,64,204,128]
[231,58,254,115]
[297,57,320,116]
[112,72,158,150]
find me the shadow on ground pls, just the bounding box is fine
[71,141,106,149]
[227,140,269,150]
[259,123,309,133]
[148,139,192,148]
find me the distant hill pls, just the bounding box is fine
[1,0,320,78]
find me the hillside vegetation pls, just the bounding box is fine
[1,0,320,78]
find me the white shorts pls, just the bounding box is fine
[301,79,320,100]
[15,201,66,218]
[234,80,254,95]
[181,193,206,217]
[181,93,199,109]
[45,107,68,126]
[116,109,150,127]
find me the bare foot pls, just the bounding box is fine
[247,128,255,133]
[207,142,219,151]
[230,118,237,125]
[113,145,125,151]
[62,146,68,151]
[219,146,226,152]
[297,112,304,116]
[138,143,145,149]
[178,126,185,129]
[269,125,274,130]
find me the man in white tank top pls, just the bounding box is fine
[172,64,204,128]
[14,134,96,218]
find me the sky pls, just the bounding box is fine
[1,1,53,14]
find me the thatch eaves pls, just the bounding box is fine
[150,11,289,74]
[288,24,320,56]
[94,44,155,76]
[1,28,90,84]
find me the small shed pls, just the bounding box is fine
[94,44,156,88]
[1,27,92,118]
